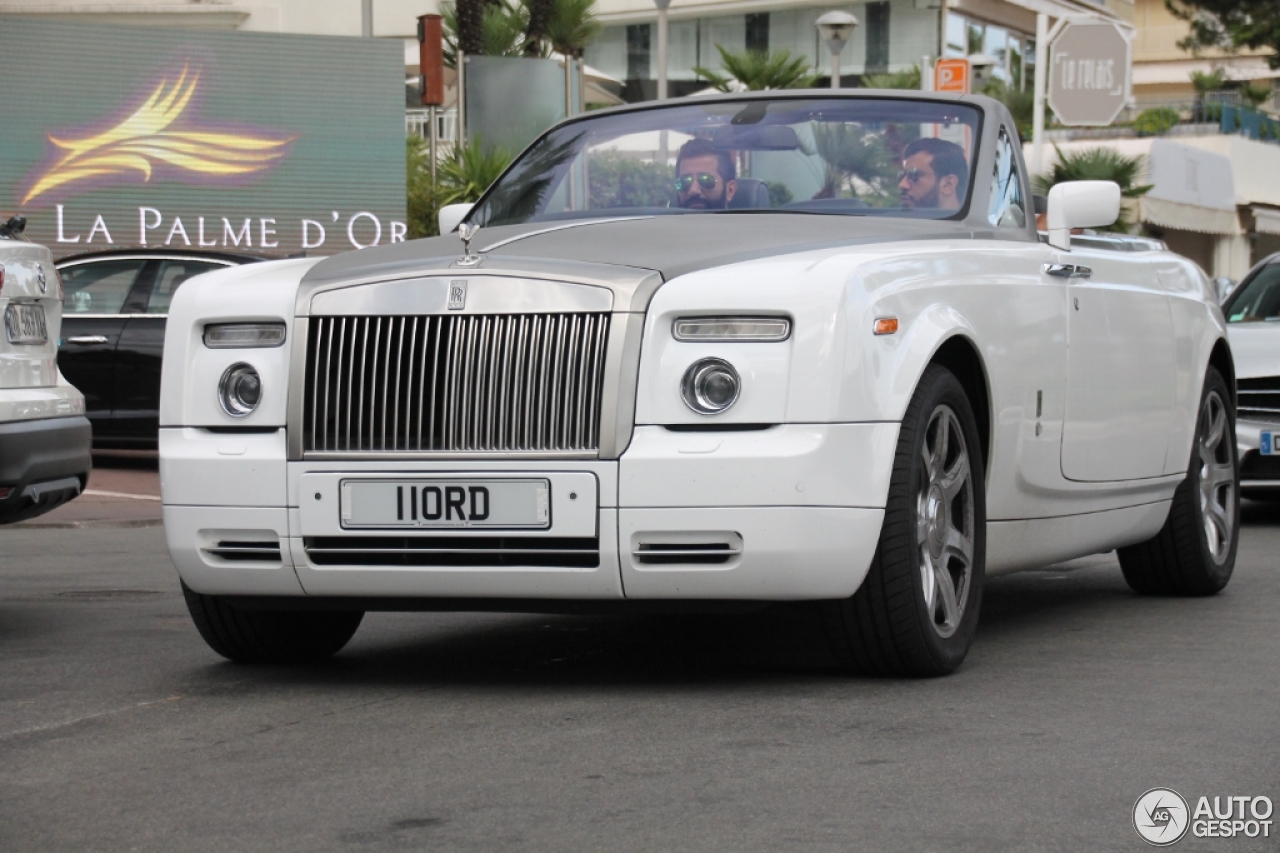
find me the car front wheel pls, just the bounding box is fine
[182,582,364,664]
[822,364,986,677]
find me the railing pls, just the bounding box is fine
[406,109,458,144]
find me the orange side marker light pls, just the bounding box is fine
[873,317,899,335]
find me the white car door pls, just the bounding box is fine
[1057,247,1177,481]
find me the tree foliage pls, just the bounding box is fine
[1033,146,1154,232]
[861,65,921,90]
[694,46,819,91]
[406,135,515,238]
[1167,0,1280,70]
[545,0,603,57]
[442,0,599,63]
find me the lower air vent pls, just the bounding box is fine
[631,532,743,566]
[205,540,283,562]
[1238,376,1280,423]
[1240,450,1280,482]
[304,536,599,568]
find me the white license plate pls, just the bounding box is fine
[340,478,550,529]
[4,303,47,345]
[1262,432,1279,456]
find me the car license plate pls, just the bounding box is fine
[4,303,47,345]
[340,478,550,529]
[1263,432,1279,456]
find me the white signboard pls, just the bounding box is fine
[1048,19,1132,127]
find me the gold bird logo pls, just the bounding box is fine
[22,64,293,205]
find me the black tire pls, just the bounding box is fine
[822,364,986,677]
[1117,367,1238,596]
[182,582,364,664]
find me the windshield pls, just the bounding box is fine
[1224,263,1280,322]
[468,97,983,228]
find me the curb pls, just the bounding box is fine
[15,518,164,530]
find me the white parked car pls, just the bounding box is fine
[1222,253,1280,496]
[0,217,91,524]
[161,92,1238,676]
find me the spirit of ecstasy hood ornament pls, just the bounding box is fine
[456,222,482,267]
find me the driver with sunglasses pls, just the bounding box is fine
[674,138,738,210]
[897,137,968,211]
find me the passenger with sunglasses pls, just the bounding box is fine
[898,137,968,211]
[674,138,737,210]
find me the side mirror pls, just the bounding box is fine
[438,203,473,235]
[1046,181,1121,251]
[1213,277,1236,304]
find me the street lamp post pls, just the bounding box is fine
[654,0,672,100]
[816,11,858,90]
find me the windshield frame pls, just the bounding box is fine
[462,91,992,230]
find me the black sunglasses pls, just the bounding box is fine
[675,173,721,192]
[898,167,932,184]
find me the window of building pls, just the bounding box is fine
[745,13,769,53]
[626,24,651,81]
[865,2,890,74]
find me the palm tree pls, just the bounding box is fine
[545,0,602,58]
[693,46,819,91]
[436,137,515,208]
[524,0,554,56]
[454,0,487,56]
[1190,68,1228,121]
[1033,146,1153,232]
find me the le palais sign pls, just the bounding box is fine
[0,18,407,258]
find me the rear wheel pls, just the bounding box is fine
[822,364,986,677]
[182,582,364,664]
[1117,367,1237,595]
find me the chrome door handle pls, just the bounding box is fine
[66,335,109,345]
[1043,263,1092,279]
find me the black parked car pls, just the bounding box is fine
[56,249,264,448]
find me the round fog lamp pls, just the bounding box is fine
[681,358,741,415]
[218,363,262,418]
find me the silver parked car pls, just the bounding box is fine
[0,216,91,524]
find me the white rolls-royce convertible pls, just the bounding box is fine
[160,92,1238,676]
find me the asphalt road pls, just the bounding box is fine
[2,500,1278,852]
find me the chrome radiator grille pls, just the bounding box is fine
[303,313,610,453]
[1237,376,1280,423]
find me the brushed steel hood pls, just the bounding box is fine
[298,213,994,315]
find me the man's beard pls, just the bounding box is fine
[900,185,940,209]
[682,195,722,209]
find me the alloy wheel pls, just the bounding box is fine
[916,404,975,639]
[1198,389,1236,565]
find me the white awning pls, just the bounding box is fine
[1255,207,1280,236]
[1139,197,1239,235]
[1133,57,1280,87]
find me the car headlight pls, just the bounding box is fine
[672,316,790,342]
[204,322,287,348]
[218,363,262,418]
[681,358,741,415]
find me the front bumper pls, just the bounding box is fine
[0,415,92,524]
[1236,419,1280,493]
[161,423,896,602]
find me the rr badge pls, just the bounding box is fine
[448,280,467,310]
